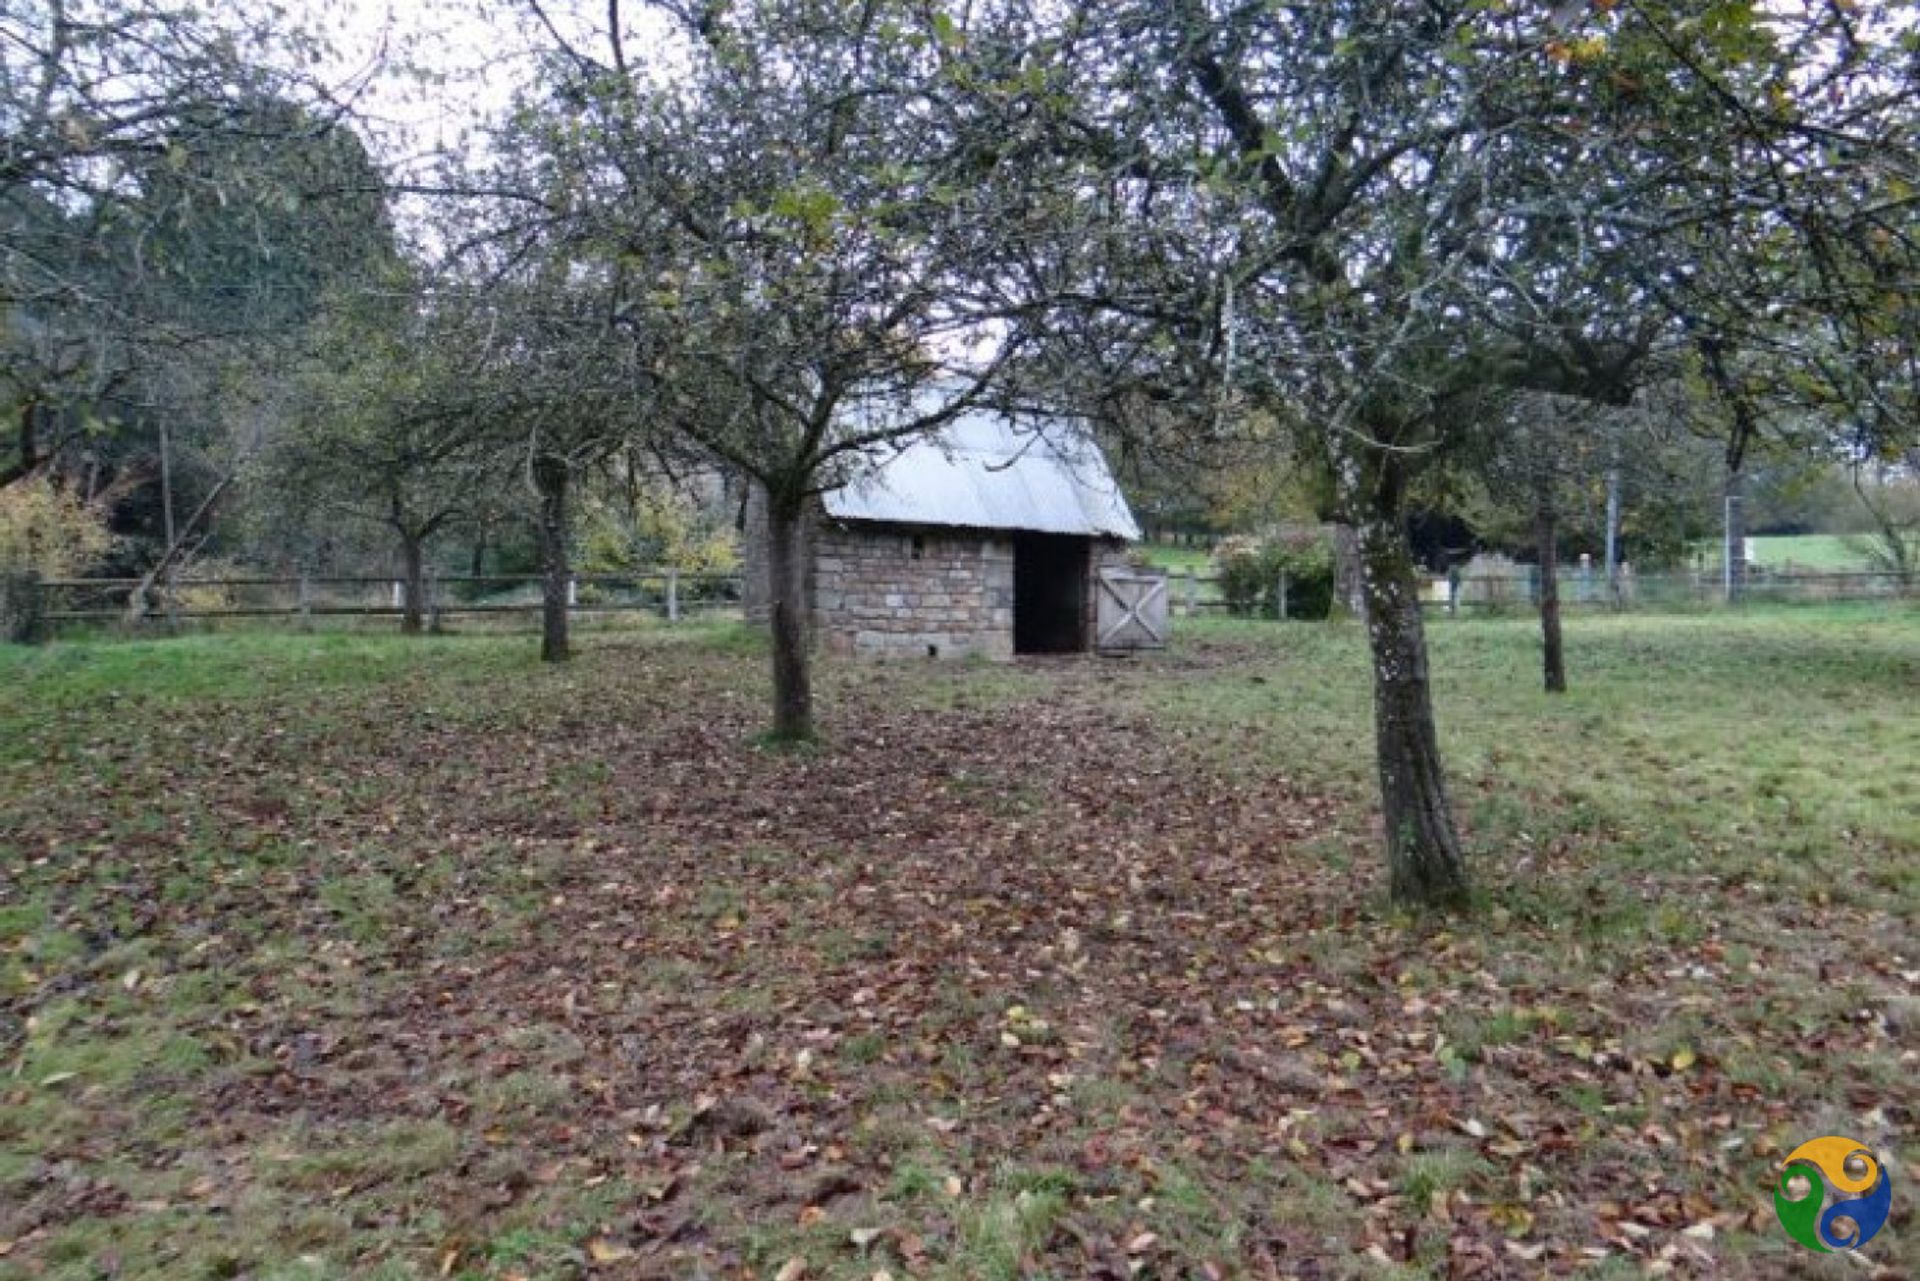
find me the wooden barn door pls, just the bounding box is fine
[1095,568,1169,652]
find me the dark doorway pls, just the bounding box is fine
[1014,533,1089,654]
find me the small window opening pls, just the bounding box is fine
[927,643,939,658]
[911,535,926,560]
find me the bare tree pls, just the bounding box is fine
[261,288,502,633]
[981,0,1915,905]
[504,0,1035,738]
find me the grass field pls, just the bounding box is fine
[2,609,1916,1279]
[1694,533,1878,572]
[1135,542,1215,575]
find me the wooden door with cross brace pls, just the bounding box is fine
[1095,568,1169,653]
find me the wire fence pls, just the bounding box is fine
[1440,568,1915,613]
[1157,566,1917,618]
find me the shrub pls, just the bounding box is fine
[578,489,738,574]
[1212,529,1334,619]
[0,476,113,575]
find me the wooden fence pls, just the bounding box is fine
[15,563,1913,638]
[34,570,743,627]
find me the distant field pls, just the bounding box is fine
[1693,533,1875,571]
[1146,533,1881,575]
[1136,540,1214,574]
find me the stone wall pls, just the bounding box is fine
[737,484,1134,658]
[813,523,1015,660]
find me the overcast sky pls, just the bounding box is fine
[315,2,526,175]
[313,1,683,173]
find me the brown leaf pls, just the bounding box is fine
[587,1239,635,1264]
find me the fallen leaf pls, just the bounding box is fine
[775,1258,807,1281]
[587,1239,635,1264]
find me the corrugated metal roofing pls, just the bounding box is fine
[820,405,1141,540]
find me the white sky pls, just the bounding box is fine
[307,1,684,174]
[311,1,529,178]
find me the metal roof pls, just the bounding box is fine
[820,406,1141,540]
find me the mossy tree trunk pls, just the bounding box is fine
[1341,443,1469,909]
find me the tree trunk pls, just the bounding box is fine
[1,400,40,489]
[764,495,814,743]
[535,455,571,663]
[399,532,426,636]
[1535,496,1566,693]
[2,571,47,645]
[1354,510,1469,908]
[1330,522,1367,619]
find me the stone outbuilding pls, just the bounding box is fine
[743,408,1142,659]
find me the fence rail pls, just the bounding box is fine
[14,563,1915,639]
[1440,568,1916,612]
[1156,566,1916,618]
[33,570,744,626]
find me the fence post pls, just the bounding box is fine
[427,573,443,633]
[1,570,47,645]
[1277,570,1288,621]
[567,576,578,609]
[666,568,680,623]
[392,581,404,610]
[297,575,312,630]
[1185,569,1198,618]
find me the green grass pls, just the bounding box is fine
[1068,608,1920,870]
[1692,532,1876,571]
[2,607,1916,1279]
[1136,540,1214,574]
